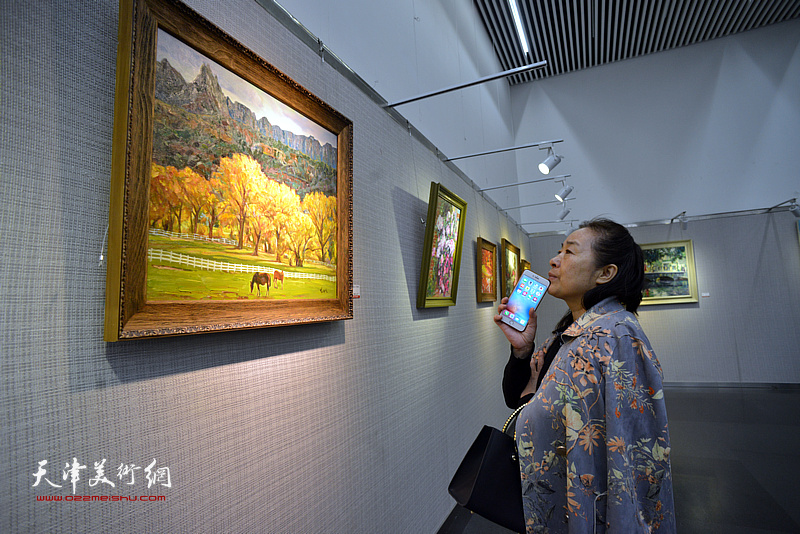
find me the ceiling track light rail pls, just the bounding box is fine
[383,62,547,108]
[670,210,689,230]
[478,174,571,192]
[768,198,800,218]
[501,196,575,212]
[445,138,563,162]
[520,219,578,226]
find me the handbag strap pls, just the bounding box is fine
[501,402,529,440]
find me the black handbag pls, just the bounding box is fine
[447,404,528,533]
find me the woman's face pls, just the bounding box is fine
[547,228,604,312]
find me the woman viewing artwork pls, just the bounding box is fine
[494,218,675,533]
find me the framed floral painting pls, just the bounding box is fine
[500,239,520,298]
[476,238,497,303]
[417,183,467,308]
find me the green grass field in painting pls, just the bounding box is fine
[146,234,336,300]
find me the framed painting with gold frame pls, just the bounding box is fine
[417,183,467,308]
[641,240,698,305]
[476,238,497,303]
[500,239,520,298]
[105,0,353,340]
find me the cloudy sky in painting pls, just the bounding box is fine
[156,29,337,149]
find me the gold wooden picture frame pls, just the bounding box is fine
[105,0,353,340]
[500,239,520,299]
[476,238,497,303]
[417,183,467,308]
[641,240,698,305]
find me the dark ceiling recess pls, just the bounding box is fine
[474,0,800,85]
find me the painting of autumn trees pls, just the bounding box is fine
[150,157,336,266]
[104,0,353,340]
[147,30,338,300]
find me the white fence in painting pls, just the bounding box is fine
[148,249,336,282]
[149,228,238,246]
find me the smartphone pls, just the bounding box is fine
[500,269,550,331]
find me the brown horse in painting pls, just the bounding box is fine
[272,270,284,289]
[250,272,271,296]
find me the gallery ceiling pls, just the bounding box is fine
[468,0,800,234]
[474,0,800,83]
[270,1,800,235]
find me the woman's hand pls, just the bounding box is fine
[494,297,538,360]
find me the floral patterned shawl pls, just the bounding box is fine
[516,297,675,533]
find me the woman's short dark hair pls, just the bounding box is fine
[580,218,646,314]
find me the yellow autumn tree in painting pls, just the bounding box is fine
[175,166,215,236]
[303,191,337,264]
[266,179,302,264]
[150,164,183,232]
[247,176,296,258]
[284,211,316,267]
[215,153,267,249]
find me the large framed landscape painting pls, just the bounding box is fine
[641,240,698,305]
[105,0,353,340]
[417,183,467,308]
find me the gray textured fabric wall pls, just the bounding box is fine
[0,1,527,532]
[528,212,800,385]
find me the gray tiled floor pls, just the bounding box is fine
[439,386,800,534]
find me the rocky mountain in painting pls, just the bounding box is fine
[271,126,333,164]
[154,58,336,168]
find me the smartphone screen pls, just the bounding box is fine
[500,270,550,331]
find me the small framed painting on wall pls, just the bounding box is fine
[500,239,520,298]
[641,240,698,305]
[476,238,497,303]
[417,183,467,308]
